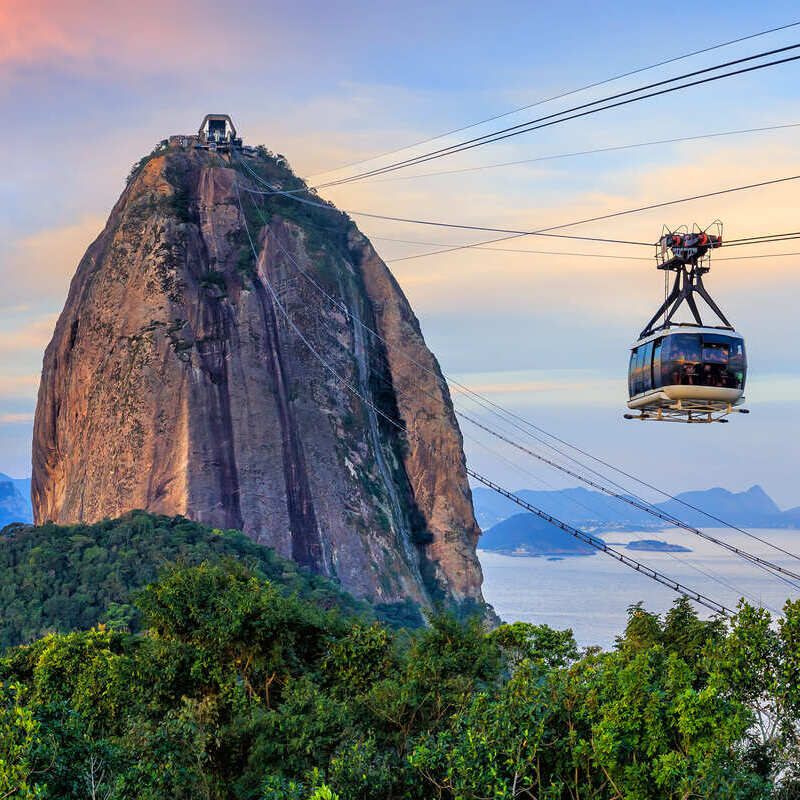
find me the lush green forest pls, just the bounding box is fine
[0,513,398,648]
[1,515,800,798]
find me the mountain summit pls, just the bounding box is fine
[32,127,486,614]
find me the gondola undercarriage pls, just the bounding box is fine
[624,397,750,424]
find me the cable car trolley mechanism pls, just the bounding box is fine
[624,221,749,424]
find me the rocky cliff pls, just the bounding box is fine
[32,140,487,615]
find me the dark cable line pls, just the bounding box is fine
[360,122,800,184]
[234,164,734,617]
[372,236,649,260]
[234,156,800,567]
[467,394,800,564]
[725,230,800,243]
[314,46,800,188]
[722,233,800,247]
[462,471,734,617]
[236,156,800,587]
[239,158,800,257]
[720,251,800,261]
[237,183,651,247]
[372,235,800,263]
[723,236,800,249]
[249,121,800,197]
[457,411,800,588]
[663,549,779,612]
[385,174,800,263]
[304,21,800,180]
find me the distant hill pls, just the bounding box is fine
[0,511,398,648]
[479,513,603,557]
[655,486,786,528]
[0,473,32,527]
[472,485,800,533]
[626,539,691,553]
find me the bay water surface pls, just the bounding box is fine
[478,528,800,649]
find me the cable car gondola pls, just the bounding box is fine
[624,222,749,424]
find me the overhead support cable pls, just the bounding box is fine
[234,154,800,576]
[233,165,735,618]
[237,184,650,246]
[720,250,800,262]
[313,46,800,188]
[371,235,800,263]
[724,230,800,244]
[464,394,800,565]
[372,237,650,260]
[234,153,800,587]
[238,157,800,259]
[384,174,800,263]
[303,20,800,179]
[467,470,734,617]
[722,234,800,248]
[357,123,800,184]
[457,411,800,588]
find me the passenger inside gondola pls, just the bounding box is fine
[665,334,745,389]
[629,332,746,397]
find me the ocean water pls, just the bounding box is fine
[478,528,800,649]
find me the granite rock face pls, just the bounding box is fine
[32,143,486,613]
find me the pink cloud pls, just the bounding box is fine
[4,214,105,303]
[0,315,58,352]
[0,412,34,424]
[0,0,242,72]
[0,375,39,398]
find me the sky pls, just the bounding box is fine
[2,0,800,508]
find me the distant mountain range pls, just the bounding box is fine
[472,485,800,534]
[3,476,797,550]
[0,474,32,527]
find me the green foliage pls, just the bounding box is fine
[490,621,579,670]
[0,682,46,798]
[239,151,356,268]
[137,563,336,701]
[262,770,339,799]
[0,512,373,647]
[1,536,798,798]
[410,661,558,799]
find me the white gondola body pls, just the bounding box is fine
[627,326,746,412]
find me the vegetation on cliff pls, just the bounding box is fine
[1,521,799,798]
[0,513,376,648]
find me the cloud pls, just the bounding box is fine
[3,215,105,304]
[456,379,610,394]
[0,412,33,424]
[0,0,86,65]
[326,136,800,323]
[0,374,38,399]
[0,314,57,352]
[0,0,246,70]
